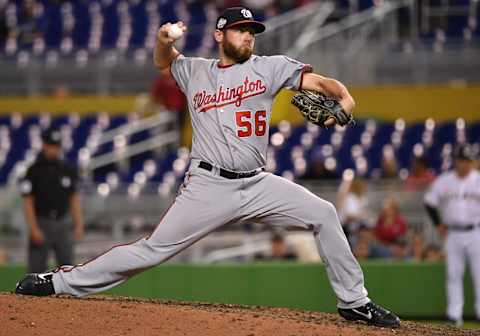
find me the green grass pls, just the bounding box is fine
[462,321,480,329]
[419,320,480,330]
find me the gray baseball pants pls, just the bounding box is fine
[28,217,74,273]
[53,160,369,309]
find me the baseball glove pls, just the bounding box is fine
[291,90,354,127]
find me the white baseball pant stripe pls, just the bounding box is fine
[53,161,369,309]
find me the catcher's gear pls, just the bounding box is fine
[291,90,354,127]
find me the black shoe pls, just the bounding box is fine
[15,272,55,296]
[338,301,400,328]
[446,318,463,327]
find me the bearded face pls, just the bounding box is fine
[221,28,254,63]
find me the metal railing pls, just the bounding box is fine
[86,112,179,171]
[255,1,335,56]
[288,0,418,81]
[291,0,416,56]
[204,235,271,263]
[285,4,336,57]
[0,180,438,264]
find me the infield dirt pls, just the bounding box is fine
[0,293,477,336]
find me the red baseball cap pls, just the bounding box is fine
[216,7,266,34]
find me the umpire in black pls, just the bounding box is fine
[20,128,84,273]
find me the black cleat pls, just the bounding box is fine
[15,272,55,296]
[338,301,400,328]
[446,318,463,328]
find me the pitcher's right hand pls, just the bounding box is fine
[157,22,187,45]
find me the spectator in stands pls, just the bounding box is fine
[422,244,443,262]
[255,231,298,261]
[374,197,408,245]
[151,72,187,114]
[8,0,46,48]
[0,247,8,265]
[390,236,410,261]
[379,146,399,179]
[337,177,373,246]
[352,233,371,261]
[301,150,339,180]
[410,231,425,262]
[404,156,435,191]
[352,225,391,260]
[150,71,187,131]
[20,129,84,273]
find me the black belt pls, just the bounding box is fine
[198,161,264,179]
[38,210,65,220]
[448,224,479,232]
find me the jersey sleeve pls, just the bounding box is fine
[19,166,35,197]
[424,176,443,207]
[170,55,194,93]
[267,55,313,94]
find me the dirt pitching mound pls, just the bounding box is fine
[0,293,476,336]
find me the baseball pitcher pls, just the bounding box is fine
[15,7,400,328]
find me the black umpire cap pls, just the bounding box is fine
[453,144,475,161]
[41,129,62,146]
[216,7,266,34]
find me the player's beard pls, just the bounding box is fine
[223,39,253,64]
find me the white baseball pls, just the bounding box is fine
[168,24,184,39]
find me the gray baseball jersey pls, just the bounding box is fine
[51,54,369,310]
[171,55,310,171]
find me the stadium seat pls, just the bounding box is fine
[0,114,478,184]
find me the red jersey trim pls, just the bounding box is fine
[53,236,145,273]
[217,62,235,69]
[54,201,176,274]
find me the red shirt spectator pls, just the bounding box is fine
[150,73,186,112]
[404,156,435,191]
[374,198,407,244]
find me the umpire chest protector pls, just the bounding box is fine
[21,154,78,220]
